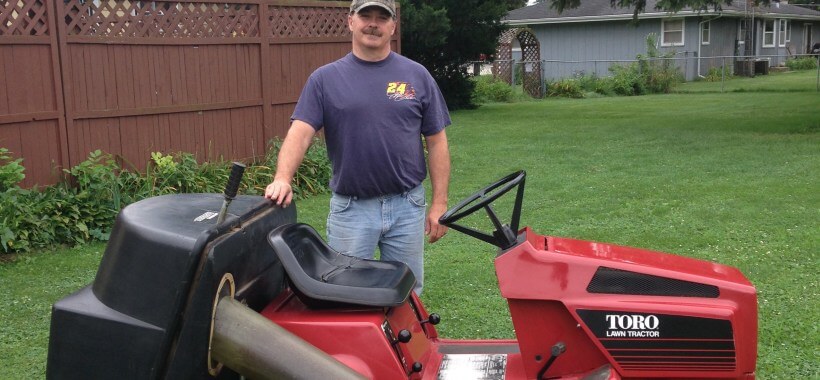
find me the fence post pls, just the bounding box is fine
[541,60,547,97]
[721,57,725,93]
[511,59,517,89]
[816,54,819,92]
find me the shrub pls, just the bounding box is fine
[546,79,585,98]
[472,75,514,103]
[0,139,332,254]
[64,150,125,241]
[0,148,25,192]
[608,63,646,96]
[250,138,332,198]
[641,59,683,93]
[785,57,818,71]
[591,77,616,96]
[574,73,597,92]
[0,183,93,252]
[705,66,734,82]
[570,73,615,96]
[636,34,683,93]
[144,151,225,195]
[513,63,525,86]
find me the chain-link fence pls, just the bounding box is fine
[468,53,820,96]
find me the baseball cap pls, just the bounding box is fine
[350,0,396,18]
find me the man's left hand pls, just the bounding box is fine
[425,204,449,243]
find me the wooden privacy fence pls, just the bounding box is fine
[0,0,400,187]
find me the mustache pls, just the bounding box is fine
[362,27,383,37]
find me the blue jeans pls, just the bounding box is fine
[327,185,426,295]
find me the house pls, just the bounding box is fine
[502,0,820,80]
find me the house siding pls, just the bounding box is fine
[697,18,742,77]
[506,1,820,83]
[532,19,706,80]
[534,21,643,79]
[754,18,820,66]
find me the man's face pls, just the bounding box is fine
[348,6,395,51]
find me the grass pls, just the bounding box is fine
[0,244,104,379]
[674,68,820,93]
[1,70,818,378]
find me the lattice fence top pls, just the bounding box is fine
[268,5,349,39]
[4,0,358,39]
[494,27,542,98]
[1,0,49,36]
[497,28,517,46]
[63,0,260,38]
[497,28,539,62]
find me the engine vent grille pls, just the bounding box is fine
[587,267,720,298]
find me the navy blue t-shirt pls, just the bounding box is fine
[292,52,451,197]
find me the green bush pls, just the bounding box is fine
[546,79,585,98]
[570,73,615,96]
[785,57,818,71]
[471,75,514,103]
[636,34,683,93]
[640,58,683,93]
[705,66,734,82]
[514,63,524,86]
[608,63,646,96]
[0,139,331,254]
[604,34,683,96]
[0,148,25,192]
[0,184,92,252]
[592,77,616,96]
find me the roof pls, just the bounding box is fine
[504,0,820,24]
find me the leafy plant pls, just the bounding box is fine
[785,57,818,70]
[399,0,525,109]
[636,33,683,93]
[472,75,514,103]
[605,34,683,96]
[0,139,332,254]
[66,150,123,233]
[608,63,646,96]
[247,138,332,199]
[0,148,25,191]
[546,78,585,98]
[705,66,734,82]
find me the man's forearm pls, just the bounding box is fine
[426,130,450,207]
[274,121,317,183]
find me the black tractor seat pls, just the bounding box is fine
[267,223,416,309]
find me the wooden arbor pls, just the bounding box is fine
[494,28,542,98]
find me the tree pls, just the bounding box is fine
[537,0,774,18]
[342,0,771,109]
[399,1,526,109]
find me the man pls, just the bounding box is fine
[264,0,451,295]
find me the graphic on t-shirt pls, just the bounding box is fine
[386,82,416,101]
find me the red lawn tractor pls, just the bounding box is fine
[47,168,757,379]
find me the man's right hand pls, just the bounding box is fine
[265,179,294,207]
[264,120,317,208]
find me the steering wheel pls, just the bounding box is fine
[439,171,526,249]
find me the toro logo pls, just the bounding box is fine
[605,314,660,338]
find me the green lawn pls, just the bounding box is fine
[674,68,820,93]
[1,71,818,378]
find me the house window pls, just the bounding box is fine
[662,19,684,46]
[779,19,790,46]
[701,21,710,45]
[763,19,775,47]
[777,20,789,46]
